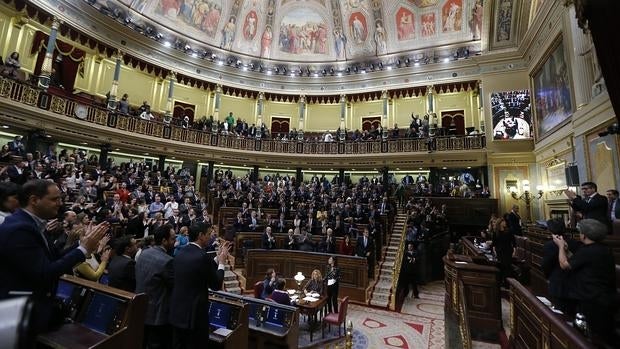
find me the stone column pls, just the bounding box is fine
[214,84,222,120]
[165,72,176,118]
[107,50,123,110]
[38,17,61,89]
[339,94,346,141]
[298,95,306,138]
[381,90,388,139]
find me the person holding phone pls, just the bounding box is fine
[326,255,340,314]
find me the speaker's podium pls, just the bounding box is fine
[208,294,249,349]
[37,275,147,349]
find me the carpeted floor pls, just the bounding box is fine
[299,281,502,349]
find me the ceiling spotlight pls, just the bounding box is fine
[370,63,375,70]
[191,52,198,58]
[249,63,255,70]
[236,59,242,66]
[210,54,216,61]
[387,66,392,71]
[124,17,132,24]
[443,57,450,63]
[361,69,366,74]
[217,60,224,66]
[404,58,410,66]
[313,73,319,77]
[155,33,163,40]
[274,67,280,74]
[378,62,383,70]
[337,72,342,77]
[414,62,420,67]
[242,66,248,71]
[353,66,358,73]
[259,65,264,72]
[345,67,351,73]
[396,59,401,66]
[226,57,234,65]
[282,67,287,74]
[322,69,327,76]
[184,44,191,51]
[163,41,171,47]
[329,68,334,75]
[306,67,311,76]
[267,70,272,75]
[290,72,295,77]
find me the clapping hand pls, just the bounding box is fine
[552,234,567,249]
[80,222,111,254]
[217,241,230,264]
[563,189,576,200]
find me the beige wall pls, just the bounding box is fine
[392,96,427,129]
[219,94,256,123]
[306,103,340,131]
[263,101,298,129]
[350,100,382,131]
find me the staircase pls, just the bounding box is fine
[222,264,243,294]
[368,213,408,308]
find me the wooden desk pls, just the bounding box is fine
[296,295,328,342]
[443,254,501,345]
[211,291,300,349]
[508,278,595,349]
[38,275,147,349]
[245,250,368,303]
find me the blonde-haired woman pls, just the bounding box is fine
[74,234,111,282]
[303,269,324,295]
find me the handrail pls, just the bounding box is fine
[389,217,408,311]
[457,279,472,349]
[0,77,486,155]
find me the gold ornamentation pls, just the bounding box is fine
[50,96,66,114]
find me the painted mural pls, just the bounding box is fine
[441,0,463,33]
[103,0,487,62]
[532,39,573,140]
[396,7,415,41]
[496,0,513,42]
[278,8,329,55]
[421,12,436,37]
[349,12,368,44]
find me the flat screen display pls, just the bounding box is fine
[265,306,287,327]
[55,280,75,303]
[81,292,123,334]
[209,302,231,329]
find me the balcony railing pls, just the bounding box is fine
[0,77,486,155]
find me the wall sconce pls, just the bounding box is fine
[510,180,543,222]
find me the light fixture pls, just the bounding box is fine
[387,66,392,71]
[217,60,224,66]
[163,41,171,47]
[242,66,248,71]
[191,52,197,58]
[443,58,450,63]
[510,180,544,222]
[267,70,272,75]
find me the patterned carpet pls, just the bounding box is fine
[300,281,446,349]
[299,281,501,349]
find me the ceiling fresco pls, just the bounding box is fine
[112,0,485,62]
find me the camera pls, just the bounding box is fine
[598,124,619,137]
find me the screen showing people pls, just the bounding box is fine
[491,90,532,140]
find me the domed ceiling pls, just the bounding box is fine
[114,0,484,63]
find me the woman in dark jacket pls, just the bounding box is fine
[492,215,516,286]
[325,256,340,313]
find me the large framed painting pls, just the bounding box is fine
[531,36,574,141]
[490,90,532,140]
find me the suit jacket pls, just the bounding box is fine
[0,209,85,299]
[571,193,609,225]
[169,243,224,330]
[262,232,276,249]
[108,255,136,292]
[506,211,522,236]
[135,245,174,326]
[356,236,374,258]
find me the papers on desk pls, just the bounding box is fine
[213,328,233,337]
[536,296,552,307]
[454,261,468,264]
[303,296,319,302]
[290,295,299,300]
[307,292,320,298]
[327,279,336,286]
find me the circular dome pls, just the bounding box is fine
[109,0,483,63]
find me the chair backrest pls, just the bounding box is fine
[254,281,264,298]
[337,296,349,323]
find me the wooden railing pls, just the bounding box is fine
[389,222,407,311]
[0,77,486,155]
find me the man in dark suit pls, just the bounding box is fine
[506,204,522,236]
[108,236,137,292]
[135,224,176,349]
[356,228,375,279]
[541,219,581,313]
[262,226,276,249]
[169,222,228,349]
[606,189,620,234]
[565,182,609,227]
[402,242,419,298]
[0,180,108,330]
